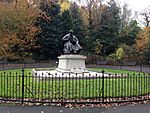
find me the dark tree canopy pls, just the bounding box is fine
[0,0,147,63]
[34,2,62,60]
[95,0,121,55]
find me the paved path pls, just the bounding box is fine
[0,102,150,113]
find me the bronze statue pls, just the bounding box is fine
[62,30,81,54]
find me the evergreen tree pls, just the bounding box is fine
[60,9,74,34]
[95,0,121,55]
[120,20,141,45]
[34,1,62,60]
[70,3,85,50]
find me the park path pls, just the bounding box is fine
[0,102,150,113]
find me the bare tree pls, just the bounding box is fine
[76,0,105,27]
[140,6,150,27]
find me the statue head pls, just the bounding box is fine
[69,30,73,35]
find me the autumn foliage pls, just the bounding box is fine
[136,27,150,51]
[0,0,149,63]
[0,0,40,60]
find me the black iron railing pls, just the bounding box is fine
[0,69,149,104]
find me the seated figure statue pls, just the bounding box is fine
[62,30,81,54]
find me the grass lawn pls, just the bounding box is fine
[0,68,31,75]
[0,68,149,100]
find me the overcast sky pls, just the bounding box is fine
[70,0,150,26]
[71,0,150,12]
[121,0,150,12]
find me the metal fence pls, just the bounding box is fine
[0,69,150,104]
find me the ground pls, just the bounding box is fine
[0,102,150,113]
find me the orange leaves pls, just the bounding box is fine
[20,24,40,50]
[136,27,150,51]
[0,1,40,60]
[0,33,20,59]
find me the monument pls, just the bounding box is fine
[55,30,87,73]
[32,30,110,78]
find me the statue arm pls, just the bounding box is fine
[62,35,69,41]
[74,36,79,43]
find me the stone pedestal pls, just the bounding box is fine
[55,55,87,73]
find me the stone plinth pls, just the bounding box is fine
[55,55,87,73]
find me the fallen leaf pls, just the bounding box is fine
[41,111,44,113]
[59,110,63,112]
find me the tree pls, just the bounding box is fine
[60,0,70,12]
[116,47,124,61]
[136,27,150,51]
[0,0,39,60]
[35,1,62,60]
[95,0,121,55]
[121,3,132,27]
[140,6,150,27]
[60,9,74,34]
[143,39,150,63]
[118,3,141,62]
[73,1,107,55]
[107,47,124,63]
[70,2,86,50]
[119,20,141,45]
[95,39,102,55]
[134,27,150,63]
[121,44,141,61]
